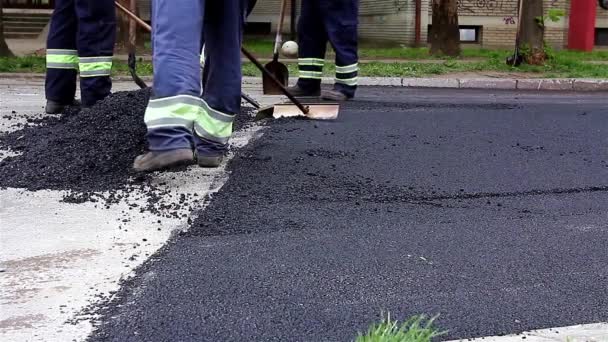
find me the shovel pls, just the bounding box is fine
[262,0,289,95]
[241,48,339,121]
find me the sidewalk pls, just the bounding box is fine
[2,73,607,92]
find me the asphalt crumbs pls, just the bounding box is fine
[88,88,608,342]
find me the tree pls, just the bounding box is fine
[518,0,545,65]
[429,0,460,57]
[115,0,145,53]
[0,1,14,57]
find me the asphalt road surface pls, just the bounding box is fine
[89,88,608,342]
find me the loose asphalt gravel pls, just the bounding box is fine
[0,89,254,215]
[25,87,608,341]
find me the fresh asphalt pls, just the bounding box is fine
[89,88,608,342]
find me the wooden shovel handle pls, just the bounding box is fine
[273,0,288,57]
[115,1,151,32]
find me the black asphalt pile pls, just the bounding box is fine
[0,90,255,213]
[0,89,151,193]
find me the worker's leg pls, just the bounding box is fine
[74,0,116,107]
[323,0,359,99]
[194,0,245,160]
[294,0,327,95]
[134,0,205,172]
[201,3,249,96]
[45,0,78,109]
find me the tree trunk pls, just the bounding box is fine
[0,1,14,57]
[430,0,460,57]
[519,0,545,65]
[129,0,137,49]
[117,0,144,51]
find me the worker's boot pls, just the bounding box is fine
[287,84,320,97]
[321,89,350,102]
[132,149,194,172]
[45,99,81,114]
[196,154,224,168]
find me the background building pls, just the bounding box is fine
[2,0,607,48]
[245,0,608,49]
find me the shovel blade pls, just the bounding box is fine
[263,61,289,95]
[256,103,340,121]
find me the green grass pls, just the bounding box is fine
[242,58,608,78]
[2,50,607,78]
[243,37,608,61]
[0,56,154,75]
[355,314,446,342]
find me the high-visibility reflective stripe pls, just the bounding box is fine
[79,62,112,72]
[201,101,236,123]
[47,49,77,55]
[79,56,113,63]
[46,54,78,69]
[147,95,235,123]
[79,56,113,77]
[335,63,359,74]
[144,95,233,144]
[146,117,194,131]
[144,95,202,124]
[335,77,358,86]
[80,69,112,77]
[298,58,324,66]
[299,70,323,79]
[195,111,233,142]
[194,123,230,144]
[46,62,78,69]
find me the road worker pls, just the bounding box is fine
[45,0,116,114]
[133,0,247,172]
[288,0,360,101]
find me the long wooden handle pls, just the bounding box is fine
[115,1,151,32]
[273,0,288,56]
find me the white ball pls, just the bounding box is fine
[281,41,299,58]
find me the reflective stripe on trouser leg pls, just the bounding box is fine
[79,56,113,77]
[298,58,324,79]
[198,0,244,156]
[145,95,234,151]
[46,49,78,69]
[335,63,358,87]
[146,0,204,151]
[75,0,116,107]
[322,0,359,98]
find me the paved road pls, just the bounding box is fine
[85,88,605,341]
[0,79,272,342]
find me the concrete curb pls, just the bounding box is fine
[2,73,608,92]
[245,76,608,92]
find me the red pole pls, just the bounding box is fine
[568,0,597,51]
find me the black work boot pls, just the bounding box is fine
[321,89,351,102]
[133,149,194,172]
[287,84,320,97]
[45,99,81,114]
[196,154,224,168]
